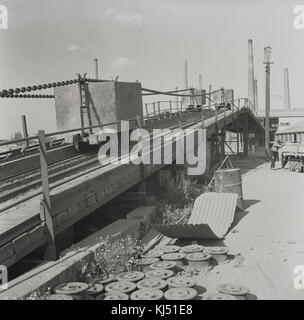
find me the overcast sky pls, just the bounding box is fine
[0,0,303,139]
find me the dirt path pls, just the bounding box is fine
[195,157,304,299]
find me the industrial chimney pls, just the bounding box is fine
[198,74,202,90]
[254,79,258,110]
[184,60,189,89]
[94,58,99,79]
[284,68,291,110]
[248,39,255,111]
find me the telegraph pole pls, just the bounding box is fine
[264,46,274,161]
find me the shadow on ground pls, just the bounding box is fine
[242,199,260,210]
[230,155,266,175]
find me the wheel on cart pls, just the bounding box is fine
[289,161,296,171]
[295,162,303,173]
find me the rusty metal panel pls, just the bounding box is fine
[154,193,237,239]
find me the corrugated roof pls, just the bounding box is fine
[276,121,304,134]
[154,193,237,239]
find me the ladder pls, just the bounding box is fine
[78,74,93,136]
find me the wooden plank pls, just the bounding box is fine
[50,163,140,214]
[2,233,47,268]
[53,166,143,235]
[0,214,41,248]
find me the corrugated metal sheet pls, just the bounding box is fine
[154,193,237,239]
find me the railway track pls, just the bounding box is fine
[0,152,99,203]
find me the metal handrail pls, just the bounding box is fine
[0,96,257,149]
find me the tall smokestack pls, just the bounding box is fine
[198,75,202,90]
[248,39,255,110]
[184,60,188,89]
[94,58,99,79]
[284,68,291,110]
[254,79,258,110]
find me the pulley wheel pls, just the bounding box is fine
[186,252,211,261]
[72,294,94,300]
[137,278,167,290]
[96,292,129,300]
[49,294,73,300]
[85,283,104,296]
[116,271,145,282]
[206,247,229,264]
[130,289,163,300]
[206,293,237,300]
[161,252,185,268]
[161,252,185,261]
[167,276,196,288]
[161,245,181,253]
[54,282,89,295]
[105,281,137,294]
[180,244,205,254]
[93,274,115,285]
[150,261,177,270]
[164,287,197,300]
[217,283,249,298]
[145,269,174,280]
[205,247,228,255]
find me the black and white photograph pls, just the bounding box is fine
[0,0,304,304]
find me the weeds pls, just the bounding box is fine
[160,171,205,224]
[22,288,51,300]
[79,234,144,284]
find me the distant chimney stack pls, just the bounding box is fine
[284,68,291,110]
[198,74,202,90]
[248,40,255,111]
[254,79,258,110]
[184,60,188,89]
[94,58,99,79]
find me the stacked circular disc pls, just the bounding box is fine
[216,283,249,300]
[205,247,229,264]
[47,243,254,300]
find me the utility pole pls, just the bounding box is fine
[264,46,274,161]
[248,39,256,111]
[94,58,99,79]
[21,115,29,147]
